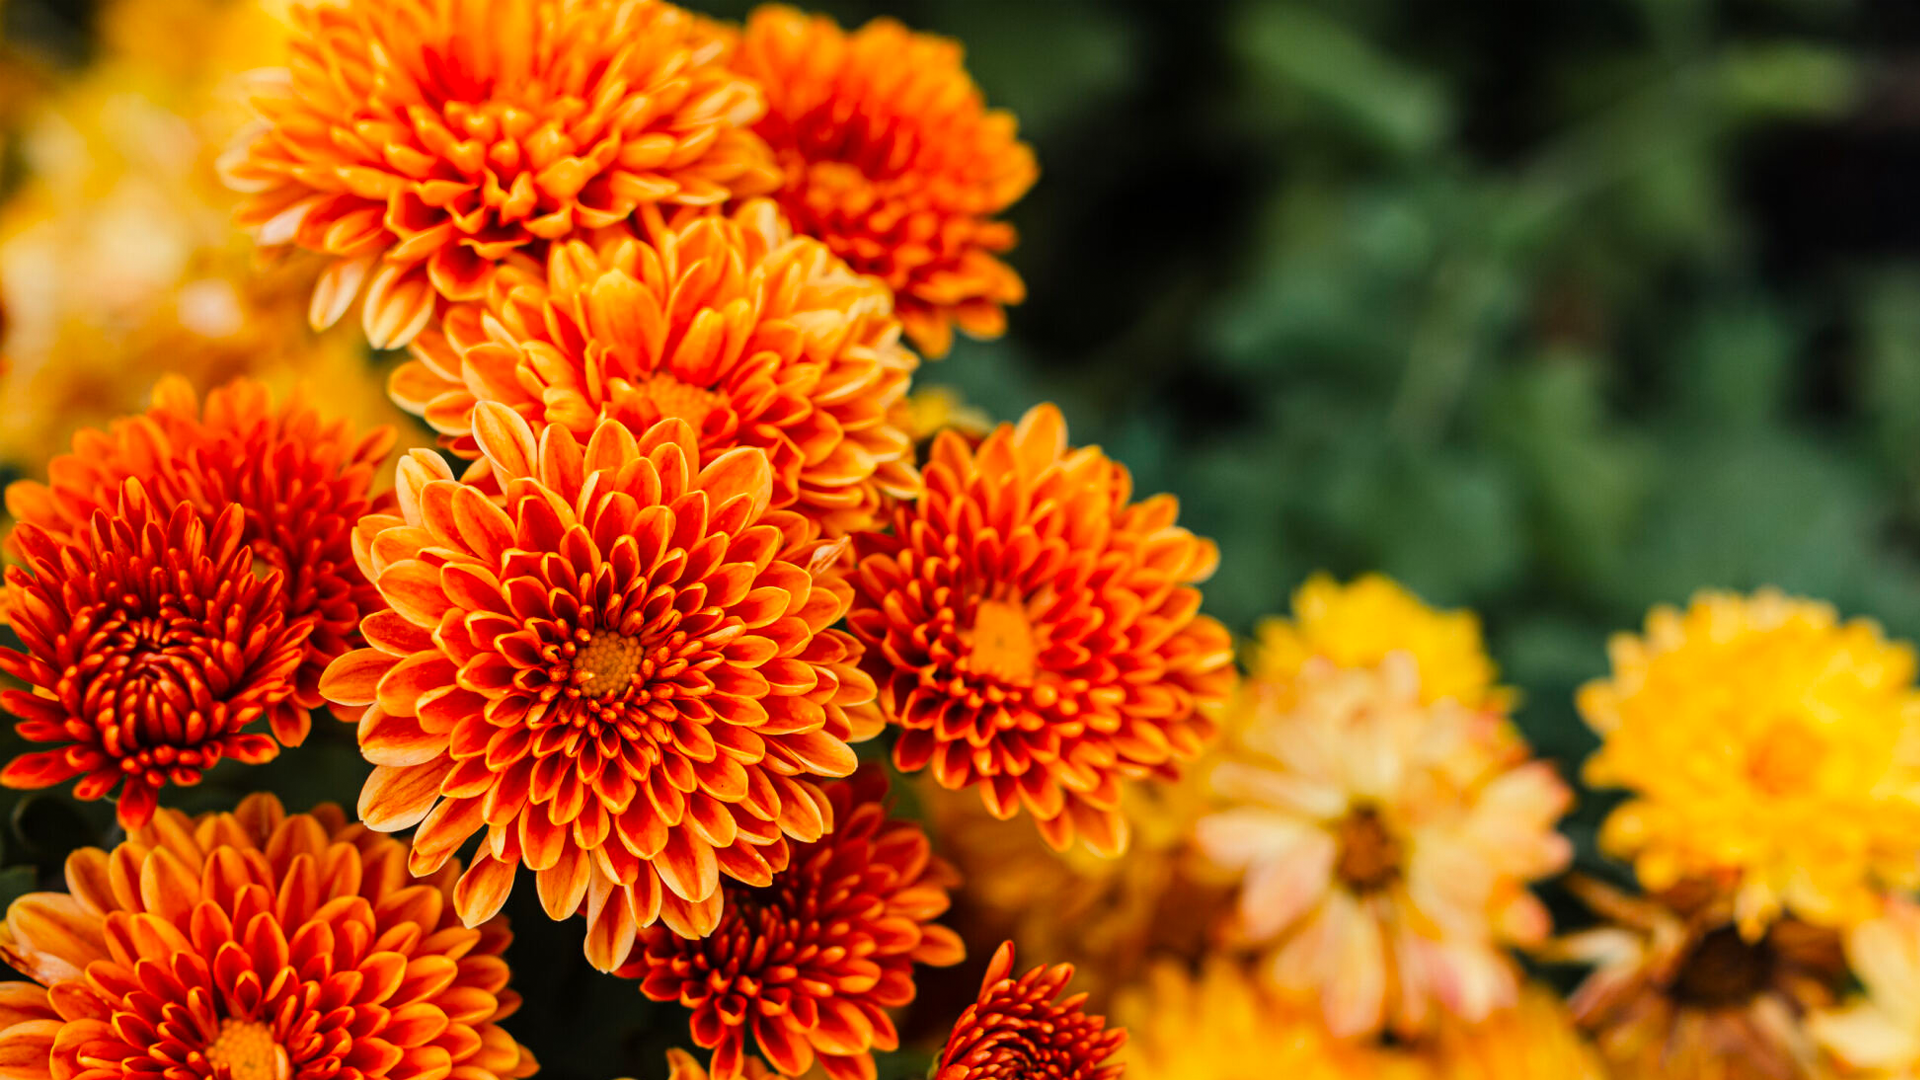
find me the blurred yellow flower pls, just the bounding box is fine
[904,385,992,444]
[1557,876,1845,1080]
[0,0,409,474]
[1115,958,1427,1080]
[1581,589,1920,934]
[1253,572,1508,710]
[1196,652,1571,1038]
[1813,899,1920,1078]
[920,774,1231,1011]
[1422,983,1609,1080]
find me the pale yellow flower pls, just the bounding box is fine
[1115,958,1428,1080]
[1196,652,1571,1038]
[1253,572,1508,710]
[1581,589,1920,934]
[1813,899,1920,1079]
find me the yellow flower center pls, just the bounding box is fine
[1333,807,1402,891]
[575,630,643,698]
[967,599,1038,683]
[205,1019,289,1080]
[1745,717,1827,797]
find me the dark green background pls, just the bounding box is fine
[8,0,1920,1075]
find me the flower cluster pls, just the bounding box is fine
[14,1,1920,1079]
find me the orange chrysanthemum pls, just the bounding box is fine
[732,6,1037,358]
[0,793,537,1080]
[320,404,873,964]
[392,200,918,536]
[0,482,308,827]
[220,0,779,348]
[4,376,395,746]
[847,404,1234,856]
[934,942,1124,1080]
[630,767,963,1080]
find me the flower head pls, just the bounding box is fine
[934,942,1124,1080]
[0,793,537,1080]
[321,404,872,963]
[731,6,1037,357]
[1252,572,1508,710]
[220,0,780,347]
[631,767,964,1080]
[1557,877,1846,1080]
[5,375,395,745]
[848,404,1234,856]
[1580,589,1920,933]
[393,200,918,536]
[0,481,309,827]
[1115,958,1425,1080]
[1812,899,1920,1078]
[1195,652,1572,1038]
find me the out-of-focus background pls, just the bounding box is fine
[5,0,1920,1075]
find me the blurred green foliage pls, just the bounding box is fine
[8,0,1920,1075]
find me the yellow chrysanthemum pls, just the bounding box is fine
[1580,589,1920,933]
[1252,573,1507,710]
[1813,899,1920,1078]
[0,0,409,474]
[1115,958,1428,1080]
[1423,984,1609,1080]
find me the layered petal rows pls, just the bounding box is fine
[0,794,536,1080]
[320,404,873,964]
[0,481,309,828]
[732,6,1037,357]
[631,767,963,1080]
[847,403,1235,856]
[933,942,1122,1080]
[221,0,781,347]
[4,376,396,747]
[393,200,919,536]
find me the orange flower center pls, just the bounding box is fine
[967,600,1038,683]
[629,373,725,431]
[575,630,643,698]
[205,1019,289,1080]
[1333,806,1402,891]
[1745,717,1826,796]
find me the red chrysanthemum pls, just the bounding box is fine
[628,766,964,1080]
[846,404,1234,856]
[220,0,780,347]
[392,200,919,536]
[934,942,1124,1080]
[0,481,309,827]
[0,793,537,1080]
[320,404,873,965]
[4,376,395,747]
[731,6,1037,358]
